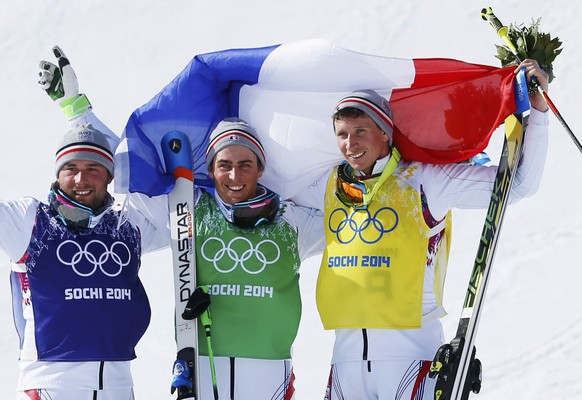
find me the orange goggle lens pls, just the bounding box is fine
[335,168,366,208]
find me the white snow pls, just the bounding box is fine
[1,1,581,398]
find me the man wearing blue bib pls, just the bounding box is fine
[2,106,168,398]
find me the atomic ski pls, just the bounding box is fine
[162,131,200,399]
[429,70,531,399]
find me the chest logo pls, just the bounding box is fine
[56,239,132,277]
[201,236,280,274]
[329,207,399,244]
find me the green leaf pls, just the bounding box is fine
[492,17,562,82]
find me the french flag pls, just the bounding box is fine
[114,39,521,199]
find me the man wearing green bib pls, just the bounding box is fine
[197,118,324,399]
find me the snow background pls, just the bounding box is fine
[1,0,581,398]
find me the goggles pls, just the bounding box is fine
[335,164,368,209]
[49,185,95,230]
[335,147,401,209]
[230,189,280,229]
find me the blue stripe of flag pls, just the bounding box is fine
[123,44,280,195]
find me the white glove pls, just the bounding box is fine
[38,45,91,118]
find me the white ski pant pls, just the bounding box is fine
[16,388,134,400]
[199,356,295,400]
[324,359,434,400]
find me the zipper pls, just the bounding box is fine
[362,329,372,372]
[99,361,105,389]
[230,357,235,399]
[361,328,369,361]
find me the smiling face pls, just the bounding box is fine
[208,145,264,205]
[334,114,390,175]
[57,159,112,210]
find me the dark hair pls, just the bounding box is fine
[333,107,367,122]
[333,107,387,136]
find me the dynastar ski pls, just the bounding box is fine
[161,131,200,399]
[429,67,532,399]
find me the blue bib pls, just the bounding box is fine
[14,203,150,361]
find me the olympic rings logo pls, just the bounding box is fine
[56,240,132,277]
[200,236,280,275]
[329,207,399,244]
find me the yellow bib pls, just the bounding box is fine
[317,167,430,329]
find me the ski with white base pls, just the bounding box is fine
[162,131,200,399]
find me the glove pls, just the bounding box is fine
[38,45,91,118]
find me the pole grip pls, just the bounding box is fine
[481,7,520,60]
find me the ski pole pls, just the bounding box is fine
[179,284,218,398]
[198,286,219,400]
[481,7,582,154]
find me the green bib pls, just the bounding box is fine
[195,191,301,359]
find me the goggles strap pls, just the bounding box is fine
[361,146,401,205]
[213,185,279,228]
[48,182,112,230]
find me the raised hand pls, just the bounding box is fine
[38,45,90,117]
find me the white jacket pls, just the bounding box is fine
[293,109,549,363]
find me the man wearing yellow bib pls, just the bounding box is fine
[296,59,550,399]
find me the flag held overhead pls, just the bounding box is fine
[115,39,518,200]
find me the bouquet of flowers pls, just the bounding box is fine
[494,18,562,84]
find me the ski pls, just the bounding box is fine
[161,131,200,399]
[429,70,531,400]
